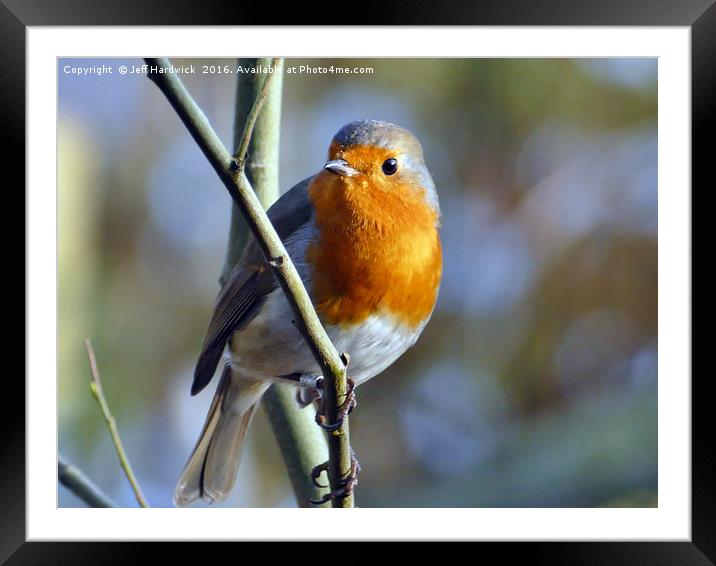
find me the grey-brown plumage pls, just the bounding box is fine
[174,366,268,506]
[191,177,315,396]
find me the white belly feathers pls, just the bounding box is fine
[227,288,423,385]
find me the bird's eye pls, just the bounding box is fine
[381,158,398,176]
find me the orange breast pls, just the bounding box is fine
[307,170,442,329]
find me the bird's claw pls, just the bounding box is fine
[314,377,357,432]
[310,460,330,488]
[308,451,361,506]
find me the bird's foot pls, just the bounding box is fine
[308,450,361,505]
[315,377,357,433]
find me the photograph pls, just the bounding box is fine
[57,56,658,509]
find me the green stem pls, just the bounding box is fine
[263,385,330,506]
[222,58,283,282]
[85,338,149,507]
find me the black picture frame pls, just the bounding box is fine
[6,1,708,562]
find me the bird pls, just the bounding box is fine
[173,119,443,506]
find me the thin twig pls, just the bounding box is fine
[145,57,354,507]
[85,338,149,507]
[222,58,283,283]
[58,454,117,508]
[233,58,281,166]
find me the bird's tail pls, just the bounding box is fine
[173,366,270,506]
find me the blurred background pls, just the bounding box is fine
[58,57,657,508]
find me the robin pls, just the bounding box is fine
[174,119,442,506]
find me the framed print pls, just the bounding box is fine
[7,1,710,562]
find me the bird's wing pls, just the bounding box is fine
[191,176,315,395]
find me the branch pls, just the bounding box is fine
[220,58,283,286]
[224,58,330,507]
[58,455,117,508]
[145,57,354,507]
[232,60,278,168]
[85,339,149,507]
[222,58,283,283]
[263,385,331,506]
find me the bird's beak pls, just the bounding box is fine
[324,159,360,177]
